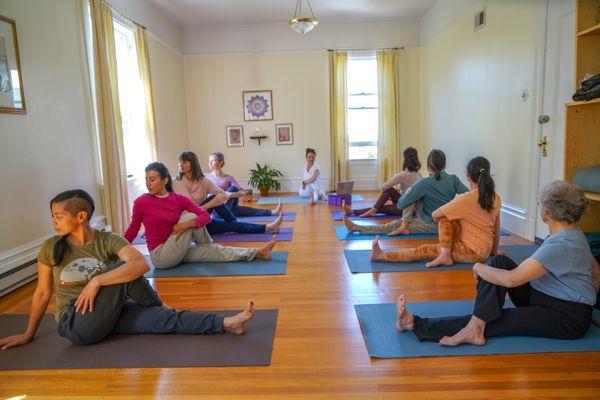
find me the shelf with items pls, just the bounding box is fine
[585,192,600,202]
[577,22,600,36]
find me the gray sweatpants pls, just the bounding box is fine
[150,212,259,269]
[58,275,225,345]
[353,202,438,235]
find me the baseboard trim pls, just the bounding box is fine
[237,178,331,194]
[500,203,533,239]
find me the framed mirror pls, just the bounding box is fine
[0,15,26,114]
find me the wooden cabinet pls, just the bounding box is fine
[565,0,600,231]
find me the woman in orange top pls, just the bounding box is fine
[372,156,501,267]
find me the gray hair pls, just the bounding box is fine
[210,152,225,166]
[539,180,589,223]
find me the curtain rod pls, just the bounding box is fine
[327,46,404,52]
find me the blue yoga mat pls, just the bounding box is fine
[335,225,509,241]
[355,300,600,358]
[344,245,539,273]
[144,251,287,278]
[257,194,364,205]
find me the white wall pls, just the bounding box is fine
[421,0,542,237]
[184,51,331,191]
[147,35,189,174]
[182,18,421,55]
[0,0,100,256]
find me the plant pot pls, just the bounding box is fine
[259,187,269,197]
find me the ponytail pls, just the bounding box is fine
[49,189,95,266]
[467,156,495,211]
[427,149,446,181]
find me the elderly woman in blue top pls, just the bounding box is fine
[395,180,600,346]
[343,149,468,235]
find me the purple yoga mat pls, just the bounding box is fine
[133,226,293,245]
[233,211,296,223]
[211,226,293,242]
[330,210,395,221]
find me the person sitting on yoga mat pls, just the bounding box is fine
[343,149,468,236]
[371,156,501,267]
[394,180,600,347]
[0,190,256,349]
[172,152,282,235]
[126,162,278,270]
[299,148,326,205]
[342,147,422,217]
[206,151,283,217]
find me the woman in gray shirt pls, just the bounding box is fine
[395,180,599,346]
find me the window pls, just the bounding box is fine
[113,17,153,179]
[347,56,378,160]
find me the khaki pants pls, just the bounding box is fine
[355,202,438,235]
[150,213,258,269]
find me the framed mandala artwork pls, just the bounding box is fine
[243,90,273,121]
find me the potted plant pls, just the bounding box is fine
[248,163,283,196]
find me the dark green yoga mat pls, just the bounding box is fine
[344,245,539,273]
[0,310,278,369]
[355,300,600,358]
[144,251,287,278]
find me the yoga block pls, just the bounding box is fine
[328,193,352,206]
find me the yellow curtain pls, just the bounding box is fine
[89,0,130,233]
[134,25,159,161]
[376,49,401,186]
[329,51,349,190]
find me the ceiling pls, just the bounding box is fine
[147,0,436,27]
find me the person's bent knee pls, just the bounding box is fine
[489,254,518,270]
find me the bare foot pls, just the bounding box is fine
[396,295,414,331]
[256,236,277,260]
[273,201,283,216]
[309,194,316,206]
[341,200,353,215]
[388,220,410,236]
[342,214,359,233]
[425,248,454,268]
[370,236,388,262]
[223,300,255,335]
[439,316,486,346]
[358,207,378,218]
[265,215,283,233]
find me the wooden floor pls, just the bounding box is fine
[1,191,599,399]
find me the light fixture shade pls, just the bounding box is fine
[289,18,319,34]
[289,0,319,34]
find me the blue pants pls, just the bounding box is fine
[201,195,266,234]
[225,186,271,217]
[58,275,224,345]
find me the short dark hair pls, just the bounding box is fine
[306,148,316,157]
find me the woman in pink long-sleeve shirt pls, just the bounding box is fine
[124,162,277,270]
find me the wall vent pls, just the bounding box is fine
[474,8,486,31]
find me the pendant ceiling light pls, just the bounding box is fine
[289,0,319,34]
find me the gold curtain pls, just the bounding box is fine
[134,25,159,161]
[89,0,130,233]
[376,49,401,186]
[329,51,349,190]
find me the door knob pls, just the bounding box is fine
[538,114,550,124]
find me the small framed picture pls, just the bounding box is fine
[243,90,273,121]
[275,123,293,145]
[226,125,244,147]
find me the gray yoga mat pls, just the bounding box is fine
[335,225,509,241]
[355,300,600,358]
[344,245,539,273]
[144,251,288,278]
[257,194,364,204]
[0,310,278,370]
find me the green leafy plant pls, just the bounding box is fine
[248,163,283,196]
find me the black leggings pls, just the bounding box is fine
[413,255,593,342]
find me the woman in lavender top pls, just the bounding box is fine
[206,152,282,217]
